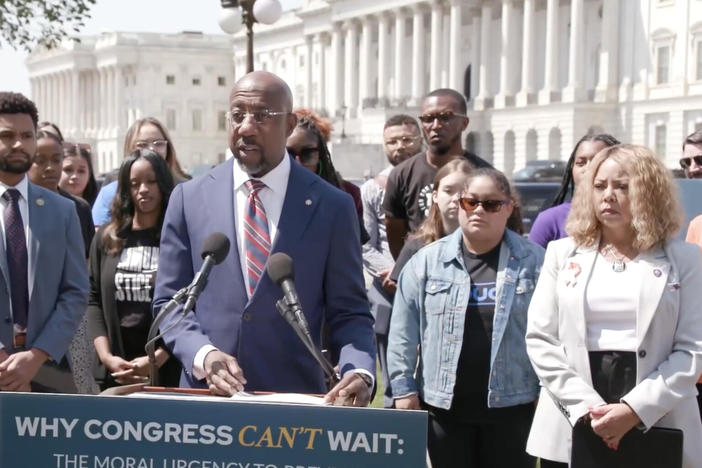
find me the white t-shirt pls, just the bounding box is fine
[584,253,639,351]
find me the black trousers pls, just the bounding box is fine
[426,404,536,468]
[540,460,567,468]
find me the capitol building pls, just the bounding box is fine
[26,0,702,177]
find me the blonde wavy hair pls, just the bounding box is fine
[566,144,682,250]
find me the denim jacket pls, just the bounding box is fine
[388,228,544,409]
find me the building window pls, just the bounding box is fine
[218,152,226,163]
[192,109,202,131]
[217,76,226,86]
[166,75,175,85]
[217,111,227,131]
[655,124,667,158]
[166,109,176,130]
[192,77,201,86]
[696,121,702,132]
[299,56,304,67]
[656,45,670,84]
[696,41,702,81]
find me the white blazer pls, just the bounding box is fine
[525,237,702,467]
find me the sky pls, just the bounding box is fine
[0,0,304,95]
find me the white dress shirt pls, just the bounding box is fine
[0,175,32,324]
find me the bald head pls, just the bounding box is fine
[230,71,293,112]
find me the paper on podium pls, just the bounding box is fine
[127,390,326,406]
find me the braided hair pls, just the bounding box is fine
[294,116,342,188]
[551,133,620,206]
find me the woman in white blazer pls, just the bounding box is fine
[525,144,702,468]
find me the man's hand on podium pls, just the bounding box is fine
[324,373,371,407]
[204,350,247,396]
[0,348,48,391]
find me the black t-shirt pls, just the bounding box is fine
[438,241,502,422]
[382,150,492,232]
[114,228,159,361]
[59,189,95,258]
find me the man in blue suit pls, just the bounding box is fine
[0,92,89,391]
[153,72,375,405]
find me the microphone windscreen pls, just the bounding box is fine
[267,252,294,285]
[200,232,230,264]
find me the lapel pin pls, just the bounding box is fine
[653,268,662,277]
[36,198,44,206]
[305,199,312,206]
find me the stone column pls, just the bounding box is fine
[516,0,535,106]
[394,8,408,102]
[538,0,560,104]
[411,4,427,105]
[359,16,373,110]
[70,70,79,135]
[98,68,106,137]
[563,0,585,102]
[377,12,390,105]
[429,0,443,91]
[594,0,620,102]
[495,0,514,108]
[474,1,492,109]
[114,66,122,134]
[344,21,359,117]
[448,0,463,90]
[304,36,314,108]
[316,33,327,113]
[330,23,343,117]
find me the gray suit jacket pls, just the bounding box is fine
[0,183,88,362]
[525,237,702,467]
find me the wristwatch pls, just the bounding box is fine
[356,373,373,388]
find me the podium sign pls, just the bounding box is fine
[0,393,427,468]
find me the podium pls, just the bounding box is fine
[0,391,427,467]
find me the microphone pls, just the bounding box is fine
[266,252,312,341]
[146,232,230,386]
[182,232,231,313]
[267,253,339,386]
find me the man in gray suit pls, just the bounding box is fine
[0,92,88,392]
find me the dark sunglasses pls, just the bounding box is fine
[417,111,467,124]
[287,146,320,164]
[459,197,508,213]
[679,155,702,169]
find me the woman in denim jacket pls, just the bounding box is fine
[388,168,544,468]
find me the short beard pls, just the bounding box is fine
[234,153,269,178]
[429,133,461,156]
[0,155,32,174]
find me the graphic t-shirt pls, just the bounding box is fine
[382,151,491,232]
[450,241,500,420]
[114,228,159,360]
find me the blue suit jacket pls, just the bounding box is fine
[0,183,89,361]
[153,157,375,393]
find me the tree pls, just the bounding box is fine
[0,0,97,52]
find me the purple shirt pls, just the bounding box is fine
[528,202,571,248]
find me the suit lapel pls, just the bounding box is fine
[570,245,599,343]
[206,160,246,301]
[0,206,8,296]
[636,248,670,345]
[269,160,318,256]
[27,184,43,299]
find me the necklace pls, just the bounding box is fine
[603,245,627,273]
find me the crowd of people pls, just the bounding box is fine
[2,67,702,467]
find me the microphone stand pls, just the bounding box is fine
[146,286,189,386]
[275,299,340,387]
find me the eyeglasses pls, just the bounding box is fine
[134,139,168,151]
[417,112,468,124]
[679,155,702,169]
[459,197,509,213]
[286,146,320,164]
[227,109,289,125]
[384,136,421,147]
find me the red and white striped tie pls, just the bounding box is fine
[243,179,271,295]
